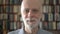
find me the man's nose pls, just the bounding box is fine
[28,10,33,17]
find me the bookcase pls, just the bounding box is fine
[42,0,60,34]
[0,0,22,34]
[0,0,60,34]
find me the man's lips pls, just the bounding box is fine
[27,20,36,22]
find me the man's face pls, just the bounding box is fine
[21,0,42,29]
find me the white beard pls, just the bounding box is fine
[23,17,40,30]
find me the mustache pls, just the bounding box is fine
[25,18,38,22]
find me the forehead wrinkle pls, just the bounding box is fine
[22,1,41,10]
[21,0,43,13]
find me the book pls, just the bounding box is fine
[48,6,52,13]
[10,22,14,30]
[10,0,14,4]
[0,6,4,13]
[0,14,4,20]
[5,6,10,13]
[5,0,9,4]
[42,21,48,30]
[0,20,3,30]
[57,22,60,30]
[44,13,48,21]
[55,6,59,13]
[0,31,3,34]
[16,22,21,29]
[55,13,60,21]
[55,13,59,21]
[48,22,53,30]
[54,13,56,21]
[43,0,46,4]
[59,0,60,4]
[6,20,10,30]
[13,5,20,13]
[48,13,53,21]
[43,5,49,13]
[0,0,3,4]
[5,6,13,13]
[9,14,14,21]
[10,6,13,13]
[14,0,17,4]
[14,14,18,21]
[49,0,53,5]
[53,0,56,5]
[52,22,56,30]
[3,14,8,19]
[3,0,5,4]
[17,15,20,21]
[56,0,59,5]
[59,6,60,13]
[45,0,49,4]
[14,22,17,30]
[46,6,49,13]
[14,0,21,5]
[51,6,55,13]
[3,21,6,30]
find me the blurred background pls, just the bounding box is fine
[0,0,60,34]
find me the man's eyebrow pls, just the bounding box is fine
[32,9,39,10]
[24,8,29,9]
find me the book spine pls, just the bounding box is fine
[56,0,59,5]
[3,14,8,20]
[42,21,48,30]
[13,5,20,13]
[55,6,59,13]
[53,22,56,30]
[56,13,60,21]
[46,0,49,4]
[14,15,18,21]
[53,0,56,5]
[48,13,53,21]
[44,13,48,21]
[10,22,14,30]
[43,5,49,13]
[0,14,4,20]
[57,22,60,30]
[48,22,53,30]
[10,6,13,13]
[48,6,51,13]
[49,0,53,5]
[14,22,17,30]
[59,0,60,4]
[10,0,14,4]
[9,14,14,21]
[0,0,3,4]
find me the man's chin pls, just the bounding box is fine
[27,25,35,30]
[27,24,37,29]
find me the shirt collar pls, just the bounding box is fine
[18,28,42,34]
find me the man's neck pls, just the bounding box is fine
[24,26,39,34]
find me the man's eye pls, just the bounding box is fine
[24,9,29,13]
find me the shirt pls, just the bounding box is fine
[8,28,53,34]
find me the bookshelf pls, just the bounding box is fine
[42,0,60,34]
[0,0,22,34]
[0,0,60,34]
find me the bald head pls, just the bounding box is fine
[22,0,43,6]
[21,0,43,13]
